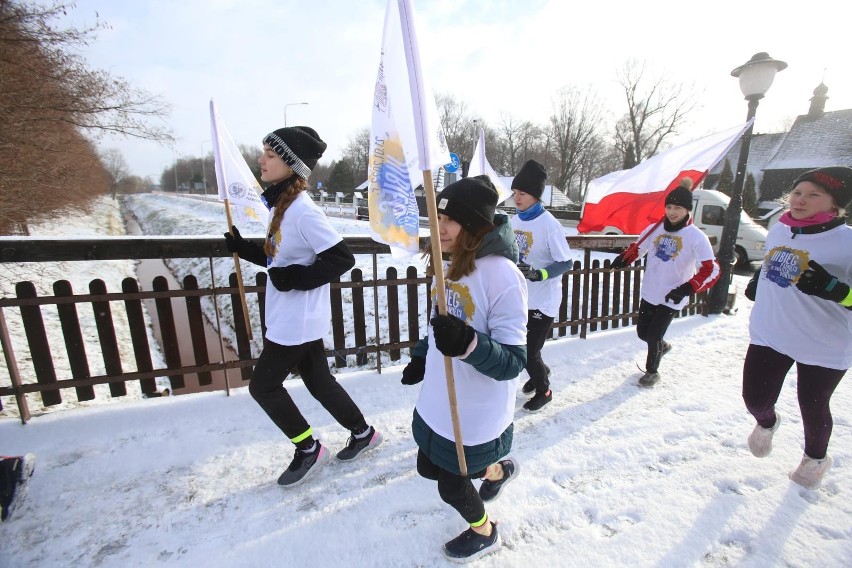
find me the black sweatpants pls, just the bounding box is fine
[526,309,554,393]
[249,338,367,442]
[417,450,488,525]
[636,299,677,373]
[742,343,846,459]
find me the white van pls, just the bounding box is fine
[690,189,768,266]
[594,189,767,267]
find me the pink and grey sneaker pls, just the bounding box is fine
[336,426,383,461]
[277,443,329,487]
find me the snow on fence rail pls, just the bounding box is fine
[0,235,709,423]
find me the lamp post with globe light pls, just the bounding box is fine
[709,52,787,315]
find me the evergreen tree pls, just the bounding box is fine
[327,160,355,191]
[717,159,734,196]
[743,173,757,216]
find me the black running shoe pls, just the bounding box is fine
[661,341,672,357]
[479,458,519,503]
[443,523,501,563]
[523,390,552,413]
[277,443,329,487]
[336,426,383,461]
[0,454,35,522]
[521,366,550,396]
[638,372,660,387]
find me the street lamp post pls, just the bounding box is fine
[284,102,309,126]
[709,52,787,314]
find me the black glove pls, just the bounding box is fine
[224,225,267,266]
[796,260,851,303]
[224,225,247,253]
[401,356,426,385]
[518,263,545,282]
[665,282,693,304]
[430,314,476,357]
[267,265,298,292]
[610,254,627,270]
[744,268,760,301]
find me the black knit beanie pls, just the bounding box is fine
[436,175,498,234]
[262,126,327,179]
[793,166,852,208]
[665,177,695,211]
[511,159,547,200]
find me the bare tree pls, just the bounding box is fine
[100,148,130,199]
[548,86,605,192]
[615,59,696,164]
[435,92,478,161]
[0,0,172,233]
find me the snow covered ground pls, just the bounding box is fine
[1,195,850,567]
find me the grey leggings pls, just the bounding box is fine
[742,343,846,459]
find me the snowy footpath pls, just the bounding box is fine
[2,291,851,567]
[1,195,850,567]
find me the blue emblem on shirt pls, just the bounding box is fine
[764,246,809,288]
[653,234,683,262]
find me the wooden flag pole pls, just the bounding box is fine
[223,200,254,342]
[422,169,468,477]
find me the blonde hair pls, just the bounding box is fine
[263,176,309,257]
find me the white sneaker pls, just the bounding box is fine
[789,454,832,489]
[747,413,781,458]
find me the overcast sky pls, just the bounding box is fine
[63,0,852,182]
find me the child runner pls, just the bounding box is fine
[743,166,852,489]
[224,126,381,487]
[510,159,573,412]
[611,178,720,387]
[401,175,527,562]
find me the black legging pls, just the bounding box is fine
[417,450,487,525]
[742,343,846,459]
[249,338,367,442]
[525,309,554,393]
[636,300,677,373]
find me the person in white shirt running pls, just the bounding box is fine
[224,126,381,488]
[743,166,852,489]
[509,160,573,412]
[611,178,720,387]
[400,175,527,563]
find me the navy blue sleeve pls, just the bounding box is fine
[542,259,574,279]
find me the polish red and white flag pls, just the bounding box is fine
[578,121,752,234]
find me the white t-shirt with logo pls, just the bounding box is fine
[264,192,343,346]
[638,223,715,309]
[416,255,528,445]
[749,222,852,370]
[510,212,572,317]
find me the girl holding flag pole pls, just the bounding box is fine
[223,126,382,487]
[401,175,527,562]
[610,177,720,387]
